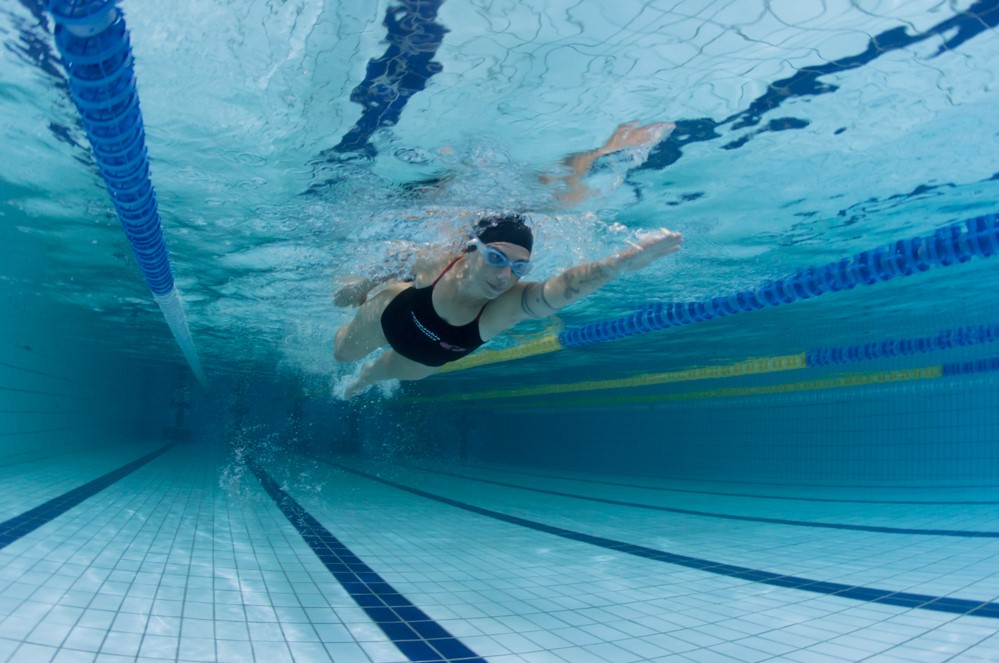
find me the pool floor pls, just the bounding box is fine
[1,443,998,662]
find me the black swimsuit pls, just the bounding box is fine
[380,257,487,367]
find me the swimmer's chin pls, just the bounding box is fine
[486,281,513,297]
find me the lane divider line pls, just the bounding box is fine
[413,322,999,405]
[437,214,999,374]
[247,461,486,663]
[313,458,999,620]
[386,462,999,536]
[425,463,999,505]
[405,363,941,405]
[0,444,174,550]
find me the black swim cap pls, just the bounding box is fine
[473,214,534,252]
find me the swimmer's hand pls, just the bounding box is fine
[333,276,372,307]
[600,121,675,156]
[614,229,683,272]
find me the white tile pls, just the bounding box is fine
[51,649,97,663]
[137,634,179,659]
[215,638,255,663]
[248,639,294,662]
[177,636,216,662]
[11,642,57,663]
[99,631,142,657]
[280,621,320,642]
[26,619,71,646]
[322,641,374,663]
[0,638,19,660]
[180,618,214,639]
[288,641,339,663]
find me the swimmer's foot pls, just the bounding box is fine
[333,362,375,400]
[343,376,372,400]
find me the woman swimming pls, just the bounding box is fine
[333,214,682,398]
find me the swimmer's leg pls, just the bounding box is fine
[342,350,437,399]
[334,283,409,362]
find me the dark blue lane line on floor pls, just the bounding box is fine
[436,463,999,505]
[318,458,999,620]
[391,462,999,538]
[247,461,485,663]
[0,444,175,550]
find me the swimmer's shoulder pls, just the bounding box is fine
[411,252,454,287]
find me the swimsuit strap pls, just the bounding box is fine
[431,256,462,287]
[431,255,488,321]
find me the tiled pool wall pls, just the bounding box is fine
[365,351,999,485]
[7,275,998,489]
[450,379,999,484]
[13,320,992,489]
[0,295,175,468]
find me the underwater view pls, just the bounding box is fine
[2,0,999,661]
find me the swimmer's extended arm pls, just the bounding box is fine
[543,121,675,206]
[511,228,683,321]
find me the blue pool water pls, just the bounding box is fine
[2,1,999,661]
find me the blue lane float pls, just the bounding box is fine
[49,0,206,386]
[559,212,999,349]
[944,357,999,377]
[807,323,999,367]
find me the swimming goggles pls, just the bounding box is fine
[476,241,533,277]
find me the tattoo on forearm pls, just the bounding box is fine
[561,263,611,301]
[562,274,581,300]
[576,264,607,287]
[538,283,556,310]
[521,283,558,318]
[520,287,540,317]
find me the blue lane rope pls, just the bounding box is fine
[808,323,999,367]
[943,356,999,377]
[48,0,206,386]
[559,213,999,349]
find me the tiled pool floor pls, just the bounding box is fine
[1,444,998,662]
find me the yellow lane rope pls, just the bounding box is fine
[411,353,808,402]
[436,334,563,373]
[406,364,942,408]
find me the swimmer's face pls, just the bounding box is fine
[471,241,532,297]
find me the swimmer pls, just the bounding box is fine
[333,215,683,399]
[333,120,676,310]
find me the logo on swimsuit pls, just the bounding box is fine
[411,312,467,353]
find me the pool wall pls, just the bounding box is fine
[453,380,999,483]
[0,281,175,468]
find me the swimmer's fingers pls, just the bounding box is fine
[639,227,683,244]
[640,228,683,254]
[602,121,641,153]
[605,121,675,153]
[617,229,683,272]
[613,120,641,137]
[646,122,676,143]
